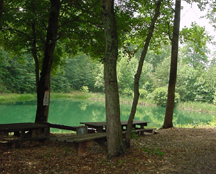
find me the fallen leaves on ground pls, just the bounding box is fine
[0,128,216,174]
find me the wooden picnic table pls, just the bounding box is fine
[80,120,150,133]
[0,123,50,147]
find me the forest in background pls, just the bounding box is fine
[1,0,215,113]
[1,39,216,107]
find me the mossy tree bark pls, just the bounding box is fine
[101,0,124,157]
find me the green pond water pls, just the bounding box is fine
[0,99,214,132]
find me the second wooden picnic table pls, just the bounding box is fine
[0,123,50,148]
[80,120,150,133]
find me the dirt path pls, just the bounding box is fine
[0,128,216,174]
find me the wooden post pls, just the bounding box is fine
[77,142,86,156]
[31,129,37,146]
[0,131,5,140]
[20,130,25,140]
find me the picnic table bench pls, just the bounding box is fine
[51,133,108,156]
[51,129,156,156]
[51,121,156,156]
[0,123,50,148]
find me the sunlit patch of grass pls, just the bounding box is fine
[0,91,91,103]
[208,116,216,127]
[177,101,216,114]
[51,91,90,99]
[73,93,89,99]
[176,117,216,128]
[51,93,74,99]
[17,94,36,101]
[0,93,36,103]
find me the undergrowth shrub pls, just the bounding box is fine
[80,86,89,93]
[151,87,180,107]
[139,89,148,99]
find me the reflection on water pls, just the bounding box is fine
[0,99,213,132]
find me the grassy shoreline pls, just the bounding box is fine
[0,93,36,103]
[1,92,216,115]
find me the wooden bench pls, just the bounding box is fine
[51,133,107,156]
[51,128,157,156]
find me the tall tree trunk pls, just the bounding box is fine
[101,0,124,158]
[162,0,181,128]
[35,0,61,123]
[125,0,162,148]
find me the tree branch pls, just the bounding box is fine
[58,0,101,29]
[167,22,173,41]
[7,27,31,39]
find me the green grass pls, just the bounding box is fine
[177,101,216,114]
[0,91,91,103]
[51,91,90,99]
[51,93,74,99]
[89,92,105,100]
[0,93,36,103]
